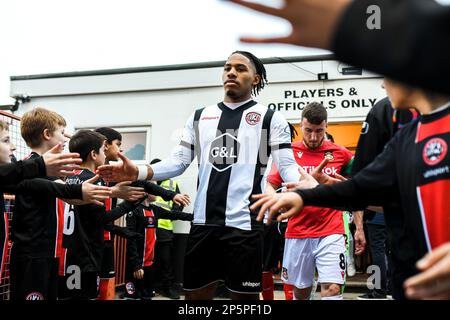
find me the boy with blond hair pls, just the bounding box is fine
[9,108,111,300]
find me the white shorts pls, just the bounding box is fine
[281,234,346,289]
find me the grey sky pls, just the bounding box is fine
[0,0,325,104]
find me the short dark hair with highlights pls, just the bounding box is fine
[231,50,268,96]
[94,127,122,144]
[69,130,106,162]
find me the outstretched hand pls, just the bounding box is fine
[283,166,319,191]
[311,157,347,185]
[111,181,147,202]
[43,143,82,177]
[173,194,191,207]
[404,242,450,300]
[97,152,139,182]
[81,175,113,206]
[226,0,352,49]
[282,159,345,192]
[250,192,304,224]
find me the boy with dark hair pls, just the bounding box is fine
[94,127,135,300]
[352,97,417,299]
[123,189,193,300]
[251,79,450,299]
[94,127,122,158]
[5,110,111,300]
[60,130,145,299]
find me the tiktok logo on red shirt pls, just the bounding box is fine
[301,165,338,176]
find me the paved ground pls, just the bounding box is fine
[119,290,366,300]
[116,273,386,301]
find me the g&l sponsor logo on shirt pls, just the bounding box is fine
[209,133,240,172]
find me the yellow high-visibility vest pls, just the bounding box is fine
[153,179,177,231]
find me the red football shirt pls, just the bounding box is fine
[267,140,353,238]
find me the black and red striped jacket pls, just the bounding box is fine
[350,97,418,299]
[60,169,140,274]
[0,209,8,284]
[126,204,192,271]
[0,155,46,187]
[9,152,83,258]
[297,103,450,298]
[0,152,72,280]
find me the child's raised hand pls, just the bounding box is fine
[173,194,190,207]
[81,175,112,206]
[43,143,82,177]
[111,181,146,202]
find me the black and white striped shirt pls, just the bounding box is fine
[152,100,300,230]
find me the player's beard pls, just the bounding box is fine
[225,88,239,99]
[304,137,324,150]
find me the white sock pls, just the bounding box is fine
[321,294,343,300]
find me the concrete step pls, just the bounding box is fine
[274,272,369,293]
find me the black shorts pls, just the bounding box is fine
[183,225,263,294]
[9,252,59,300]
[99,240,115,279]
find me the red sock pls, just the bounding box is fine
[283,283,294,300]
[262,271,274,300]
[98,278,115,300]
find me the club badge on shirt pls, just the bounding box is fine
[146,216,156,228]
[325,151,334,161]
[422,138,447,166]
[245,112,261,125]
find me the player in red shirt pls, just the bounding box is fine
[266,102,353,300]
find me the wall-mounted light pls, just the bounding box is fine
[0,96,31,112]
[338,63,363,75]
[318,73,328,81]
[341,66,363,75]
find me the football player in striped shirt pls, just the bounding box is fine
[98,51,302,300]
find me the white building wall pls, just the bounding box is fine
[10,57,386,233]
